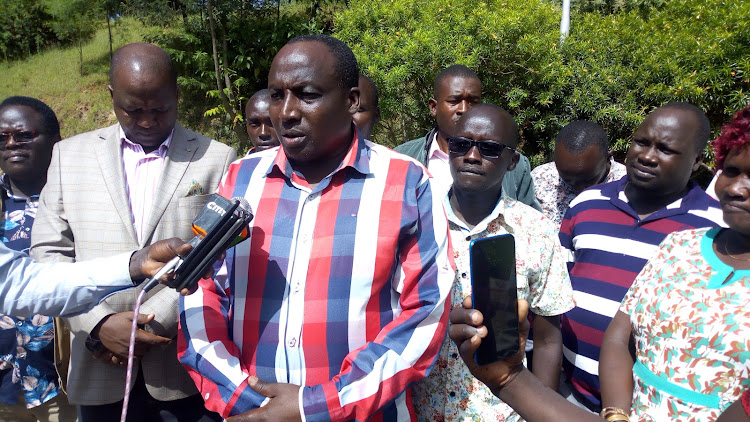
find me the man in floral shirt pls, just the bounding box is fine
[412,104,574,421]
[0,97,71,421]
[531,121,626,227]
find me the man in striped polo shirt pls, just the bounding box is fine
[559,102,726,413]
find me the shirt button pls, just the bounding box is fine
[16,321,22,326]
[294,283,300,292]
[204,393,210,400]
[288,338,296,347]
[449,391,456,397]
[461,272,467,278]
[451,353,458,358]
[465,236,471,241]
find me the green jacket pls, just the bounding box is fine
[394,129,542,211]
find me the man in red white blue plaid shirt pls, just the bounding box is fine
[177,35,454,422]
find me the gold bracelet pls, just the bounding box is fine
[600,406,630,422]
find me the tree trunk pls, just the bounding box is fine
[106,8,113,60]
[206,0,249,151]
[78,36,83,76]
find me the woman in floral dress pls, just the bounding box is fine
[600,104,750,422]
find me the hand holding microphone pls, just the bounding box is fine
[120,194,254,422]
[141,194,254,294]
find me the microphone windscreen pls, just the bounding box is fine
[228,197,254,247]
[232,197,253,216]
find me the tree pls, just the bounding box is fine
[206,0,250,151]
[0,0,57,61]
[45,0,102,75]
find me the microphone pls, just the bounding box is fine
[141,194,254,292]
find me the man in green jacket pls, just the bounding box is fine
[395,65,541,210]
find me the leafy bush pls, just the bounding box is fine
[334,0,750,166]
[0,0,58,61]
[567,0,665,14]
[142,0,341,151]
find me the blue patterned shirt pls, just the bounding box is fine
[0,176,59,408]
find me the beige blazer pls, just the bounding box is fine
[30,123,237,405]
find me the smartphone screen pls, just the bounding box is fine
[469,234,519,366]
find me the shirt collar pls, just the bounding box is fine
[444,189,509,236]
[428,131,449,161]
[610,176,707,220]
[119,125,173,157]
[0,174,12,197]
[267,125,369,187]
[559,157,619,193]
[0,174,39,201]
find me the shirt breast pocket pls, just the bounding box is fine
[161,194,214,240]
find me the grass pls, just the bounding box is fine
[0,18,147,138]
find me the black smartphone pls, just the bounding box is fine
[469,234,519,366]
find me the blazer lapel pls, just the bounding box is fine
[95,125,138,244]
[140,123,198,246]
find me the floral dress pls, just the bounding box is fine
[620,228,750,421]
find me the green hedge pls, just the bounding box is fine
[334,0,750,166]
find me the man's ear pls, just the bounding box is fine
[507,152,520,171]
[692,149,704,173]
[108,84,114,100]
[428,98,438,118]
[348,87,361,116]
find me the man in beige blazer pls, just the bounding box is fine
[30,43,236,421]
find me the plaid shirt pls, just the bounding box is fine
[178,134,454,421]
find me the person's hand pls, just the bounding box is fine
[128,238,222,295]
[90,312,171,358]
[91,348,127,367]
[448,296,530,396]
[225,376,302,422]
[129,237,190,284]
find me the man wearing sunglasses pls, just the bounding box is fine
[412,103,574,422]
[0,96,76,421]
[395,65,541,210]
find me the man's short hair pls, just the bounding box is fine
[0,96,60,138]
[462,103,519,146]
[659,101,711,152]
[555,120,608,155]
[109,43,177,86]
[433,65,480,96]
[287,34,359,89]
[359,74,379,108]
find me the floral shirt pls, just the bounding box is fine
[0,177,59,408]
[530,159,626,226]
[412,194,575,422]
[621,228,750,421]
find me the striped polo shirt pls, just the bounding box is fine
[559,176,725,411]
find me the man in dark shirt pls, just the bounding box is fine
[0,96,72,421]
[395,64,541,210]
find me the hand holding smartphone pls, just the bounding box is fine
[469,234,519,365]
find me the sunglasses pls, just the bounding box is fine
[447,136,514,159]
[0,131,41,148]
